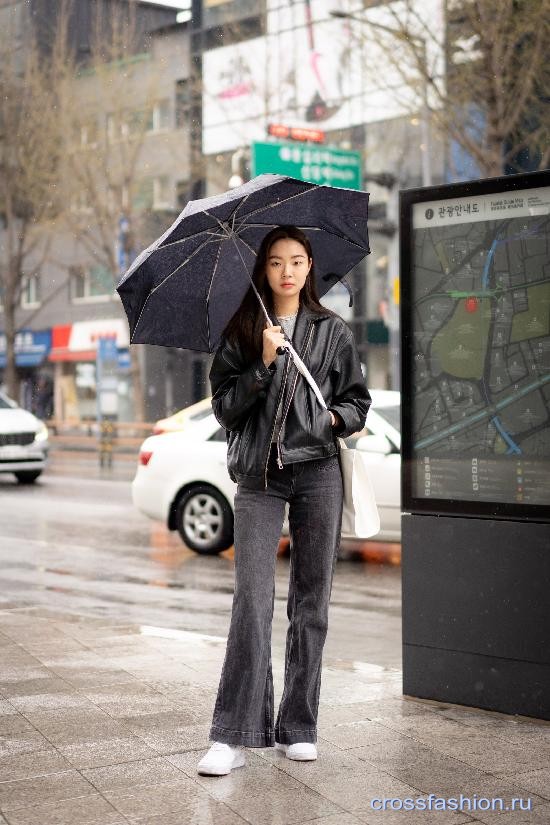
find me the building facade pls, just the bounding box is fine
[0,0,198,423]
[1,0,449,421]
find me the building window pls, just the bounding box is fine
[132,178,154,211]
[108,100,171,142]
[81,118,98,148]
[0,4,24,44]
[153,176,172,209]
[70,265,86,300]
[21,273,41,308]
[107,184,131,213]
[69,264,112,301]
[133,176,172,211]
[89,264,113,296]
[126,106,152,137]
[70,189,93,214]
[107,111,135,141]
[152,99,171,132]
[106,112,119,143]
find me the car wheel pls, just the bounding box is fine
[175,484,234,555]
[14,471,42,484]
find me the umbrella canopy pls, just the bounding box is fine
[116,174,370,354]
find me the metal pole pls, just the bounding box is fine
[420,39,433,187]
[386,184,400,390]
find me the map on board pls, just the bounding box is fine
[410,186,550,507]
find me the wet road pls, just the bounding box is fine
[0,454,402,669]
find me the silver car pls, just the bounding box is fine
[0,391,49,483]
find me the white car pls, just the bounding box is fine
[132,390,401,554]
[0,391,50,483]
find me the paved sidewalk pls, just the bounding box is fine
[1,607,549,825]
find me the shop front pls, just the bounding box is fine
[48,319,132,422]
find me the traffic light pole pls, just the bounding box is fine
[387,182,400,391]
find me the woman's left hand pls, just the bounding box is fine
[328,410,342,428]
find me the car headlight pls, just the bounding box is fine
[34,422,49,442]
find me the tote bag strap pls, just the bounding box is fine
[281,340,327,410]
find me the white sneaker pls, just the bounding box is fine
[275,741,317,760]
[197,741,246,775]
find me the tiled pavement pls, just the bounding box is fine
[1,607,549,825]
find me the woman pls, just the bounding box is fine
[197,224,371,776]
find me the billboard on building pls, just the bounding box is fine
[400,171,550,522]
[202,0,444,155]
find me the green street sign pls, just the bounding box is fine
[252,140,362,190]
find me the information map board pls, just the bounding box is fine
[400,171,550,521]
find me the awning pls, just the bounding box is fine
[49,319,129,362]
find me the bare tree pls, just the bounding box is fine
[344,0,550,178]
[0,9,65,400]
[57,0,189,422]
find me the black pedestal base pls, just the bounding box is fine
[402,513,550,721]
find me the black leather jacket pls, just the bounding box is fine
[208,303,372,491]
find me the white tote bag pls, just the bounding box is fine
[280,341,380,539]
[337,437,381,538]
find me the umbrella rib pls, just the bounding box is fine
[204,208,250,244]
[222,194,250,233]
[235,234,258,259]
[229,234,271,327]
[229,194,250,232]
[156,226,226,251]
[205,241,223,351]
[236,222,368,252]
[130,236,219,343]
[232,185,314,225]
[204,210,231,239]
[299,224,368,251]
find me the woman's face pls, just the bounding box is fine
[265,237,312,303]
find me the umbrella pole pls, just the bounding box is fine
[230,235,273,328]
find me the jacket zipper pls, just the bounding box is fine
[263,352,292,490]
[275,322,315,470]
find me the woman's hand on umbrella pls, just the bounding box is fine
[263,324,285,367]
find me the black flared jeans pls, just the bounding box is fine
[209,442,344,747]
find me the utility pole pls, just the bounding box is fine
[190,0,205,199]
[364,172,400,391]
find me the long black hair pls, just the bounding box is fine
[223,225,339,363]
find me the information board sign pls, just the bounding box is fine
[252,141,361,190]
[400,171,550,521]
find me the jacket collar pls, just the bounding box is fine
[221,302,331,366]
[267,302,332,325]
[267,302,330,366]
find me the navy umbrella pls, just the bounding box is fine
[116,174,370,354]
